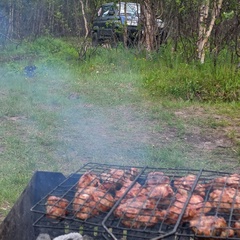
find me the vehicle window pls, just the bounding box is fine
[118,3,140,16]
[101,6,115,17]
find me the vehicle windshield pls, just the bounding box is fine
[117,2,140,16]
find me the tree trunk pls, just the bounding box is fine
[7,2,14,39]
[79,0,89,38]
[197,0,223,63]
[123,1,128,48]
[141,0,157,51]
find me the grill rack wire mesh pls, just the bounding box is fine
[31,162,240,240]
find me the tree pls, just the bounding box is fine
[0,0,239,67]
[79,0,89,39]
[197,0,223,63]
[141,0,156,51]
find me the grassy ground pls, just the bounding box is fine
[0,38,239,222]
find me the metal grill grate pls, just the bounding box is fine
[176,170,240,240]
[31,163,240,240]
[31,163,145,233]
[102,167,203,240]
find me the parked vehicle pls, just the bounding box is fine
[91,2,165,46]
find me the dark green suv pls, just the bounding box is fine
[91,2,141,46]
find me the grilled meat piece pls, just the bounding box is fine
[121,214,160,229]
[209,187,240,218]
[233,221,240,237]
[46,196,69,219]
[145,171,170,186]
[190,216,234,239]
[174,174,207,197]
[114,197,156,219]
[146,184,173,199]
[183,194,211,222]
[115,179,173,204]
[159,193,211,224]
[114,196,160,228]
[73,186,114,220]
[115,179,145,201]
[77,171,100,189]
[100,168,139,191]
[211,174,240,189]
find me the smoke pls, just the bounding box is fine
[0,46,149,174]
[58,102,148,168]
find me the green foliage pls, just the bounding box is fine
[142,45,240,102]
[0,37,79,65]
[2,37,239,104]
[28,37,79,59]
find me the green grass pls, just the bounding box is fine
[141,45,240,102]
[0,37,239,220]
[0,60,74,216]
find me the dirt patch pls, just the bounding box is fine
[55,97,239,174]
[175,106,240,150]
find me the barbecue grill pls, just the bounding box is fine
[28,163,240,240]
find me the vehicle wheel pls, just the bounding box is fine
[92,32,99,47]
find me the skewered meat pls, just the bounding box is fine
[158,193,211,224]
[174,174,207,197]
[100,168,139,191]
[46,196,69,219]
[114,196,160,228]
[145,172,170,186]
[77,171,100,188]
[209,187,240,218]
[211,174,240,189]
[73,186,114,219]
[190,216,234,239]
